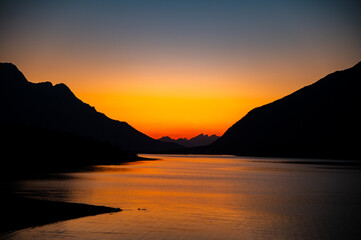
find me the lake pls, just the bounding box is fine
[3,154,361,240]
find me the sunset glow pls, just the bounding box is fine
[1,0,360,139]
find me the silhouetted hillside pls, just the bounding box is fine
[158,134,219,147]
[0,63,180,153]
[207,61,361,160]
[0,120,144,178]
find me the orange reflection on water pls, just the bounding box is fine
[10,155,361,240]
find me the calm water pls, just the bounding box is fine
[3,155,361,240]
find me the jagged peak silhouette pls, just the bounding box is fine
[0,62,181,152]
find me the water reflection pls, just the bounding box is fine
[3,155,361,240]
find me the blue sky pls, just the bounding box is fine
[1,0,360,138]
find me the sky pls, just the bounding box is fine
[1,0,360,139]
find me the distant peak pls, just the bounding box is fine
[54,83,71,92]
[53,82,78,99]
[158,136,173,141]
[0,62,29,85]
[210,134,220,139]
[0,62,19,70]
[38,81,53,87]
[55,83,69,89]
[158,134,220,147]
[177,137,189,141]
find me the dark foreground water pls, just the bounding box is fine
[2,155,361,240]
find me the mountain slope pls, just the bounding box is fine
[0,120,142,178]
[209,61,361,159]
[0,63,180,152]
[158,134,219,147]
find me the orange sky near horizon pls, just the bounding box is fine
[1,0,360,139]
[12,56,359,139]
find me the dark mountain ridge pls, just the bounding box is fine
[158,134,219,147]
[206,61,361,160]
[0,63,180,153]
[0,120,143,178]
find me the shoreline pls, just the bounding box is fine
[0,155,151,235]
[0,194,121,234]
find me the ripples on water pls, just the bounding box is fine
[3,155,361,240]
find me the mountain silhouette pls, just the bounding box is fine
[158,134,219,147]
[0,63,180,153]
[206,61,361,159]
[0,120,144,178]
